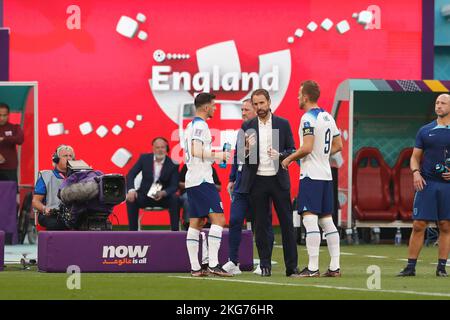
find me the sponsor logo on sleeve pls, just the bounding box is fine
[303,127,314,136]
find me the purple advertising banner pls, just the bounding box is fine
[421,0,434,79]
[0,28,8,80]
[0,181,18,244]
[0,0,3,27]
[38,230,253,273]
[0,230,4,271]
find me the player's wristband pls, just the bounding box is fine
[412,169,420,174]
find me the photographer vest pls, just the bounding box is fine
[38,170,64,209]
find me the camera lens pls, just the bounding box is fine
[101,175,125,204]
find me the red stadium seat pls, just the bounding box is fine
[35,211,46,232]
[393,148,415,221]
[352,147,397,221]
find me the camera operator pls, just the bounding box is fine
[31,145,75,230]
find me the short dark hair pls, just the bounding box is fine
[251,89,270,103]
[0,102,10,113]
[301,80,320,102]
[194,93,216,109]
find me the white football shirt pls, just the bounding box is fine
[299,108,340,181]
[184,117,214,188]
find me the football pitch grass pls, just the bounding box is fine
[1,242,449,300]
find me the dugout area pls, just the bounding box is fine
[331,79,450,241]
[0,82,38,244]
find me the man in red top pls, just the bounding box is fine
[0,103,24,183]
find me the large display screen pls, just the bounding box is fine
[4,0,423,225]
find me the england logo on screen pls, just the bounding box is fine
[148,40,291,148]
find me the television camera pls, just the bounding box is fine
[56,160,126,231]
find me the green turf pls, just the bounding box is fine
[1,241,449,300]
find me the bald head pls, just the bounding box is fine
[435,94,450,119]
[437,93,450,101]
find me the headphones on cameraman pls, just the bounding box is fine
[52,145,75,164]
[152,137,170,153]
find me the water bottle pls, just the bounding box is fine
[395,228,402,246]
[219,142,231,169]
[353,227,359,245]
[345,228,353,245]
[435,163,446,174]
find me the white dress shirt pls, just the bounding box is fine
[153,155,165,183]
[257,114,277,176]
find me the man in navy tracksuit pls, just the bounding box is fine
[398,94,450,277]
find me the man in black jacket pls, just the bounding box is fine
[126,137,179,231]
[238,89,299,277]
[240,89,300,277]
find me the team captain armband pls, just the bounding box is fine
[302,127,314,136]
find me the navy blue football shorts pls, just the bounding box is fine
[186,182,224,218]
[413,180,450,221]
[297,177,334,216]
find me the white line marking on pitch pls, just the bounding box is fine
[275,246,325,252]
[169,276,450,298]
[364,255,388,259]
[430,262,450,266]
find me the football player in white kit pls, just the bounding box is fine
[184,92,232,277]
[282,81,343,277]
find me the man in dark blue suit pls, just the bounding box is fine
[224,99,274,275]
[239,89,300,277]
[126,137,179,231]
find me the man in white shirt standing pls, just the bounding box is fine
[282,80,343,277]
[184,92,232,277]
[240,89,300,277]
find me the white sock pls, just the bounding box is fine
[303,215,320,271]
[200,232,209,266]
[186,228,201,271]
[319,216,340,271]
[208,224,223,268]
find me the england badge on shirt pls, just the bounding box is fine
[194,128,203,137]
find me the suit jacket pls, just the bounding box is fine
[238,114,295,193]
[126,153,179,197]
[229,128,247,193]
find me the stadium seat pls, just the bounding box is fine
[352,147,397,221]
[134,172,173,231]
[393,148,415,221]
[17,191,35,244]
[34,210,47,232]
[139,206,165,231]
